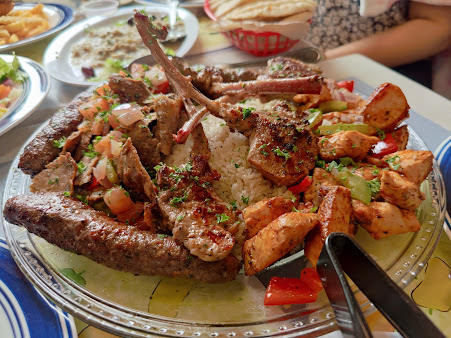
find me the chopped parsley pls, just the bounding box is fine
[63,191,71,197]
[367,178,381,197]
[310,206,318,213]
[241,195,249,205]
[83,144,100,158]
[385,155,401,170]
[272,146,291,162]
[376,128,386,140]
[176,214,185,221]
[157,234,169,239]
[77,161,87,174]
[53,136,67,149]
[242,107,255,119]
[216,213,230,223]
[76,194,88,205]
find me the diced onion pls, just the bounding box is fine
[112,103,144,127]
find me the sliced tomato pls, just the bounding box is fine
[154,81,170,94]
[87,176,100,191]
[0,84,12,100]
[95,84,111,97]
[371,133,399,158]
[79,98,109,119]
[300,268,323,292]
[337,80,354,92]
[264,277,318,306]
[116,201,145,223]
[104,186,134,215]
[288,176,313,194]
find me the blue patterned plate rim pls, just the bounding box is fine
[0,3,74,52]
[434,135,451,234]
[0,55,51,136]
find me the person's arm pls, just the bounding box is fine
[325,2,451,67]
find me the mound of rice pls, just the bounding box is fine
[166,114,291,211]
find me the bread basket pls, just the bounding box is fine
[204,0,300,57]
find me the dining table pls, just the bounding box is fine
[0,1,450,337]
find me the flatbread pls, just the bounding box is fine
[222,0,316,21]
[209,0,254,18]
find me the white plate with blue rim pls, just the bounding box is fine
[43,4,199,87]
[0,237,77,338]
[0,55,51,137]
[0,3,74,52]
[434,135,451,239]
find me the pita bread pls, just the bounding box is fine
[209,0,254,18]
[222,0,316,21]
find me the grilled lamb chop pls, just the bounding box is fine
[3,193,241,283]
[134,12,320,186]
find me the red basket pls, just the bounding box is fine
[204,0,300,57]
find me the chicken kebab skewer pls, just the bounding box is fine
[134,11,323,187]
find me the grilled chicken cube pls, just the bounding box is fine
[352,200,421,239]
[319,131,380,162]
[382,150,433,185]
[304,168,338,206]
[304,226,322,267]
[318,186,354,242]
[304,186,354,266]
[380,170,425,211]
[242,196,296,239]
[390,125,409,151]
[243,212,318,275]
[357,83,409,133]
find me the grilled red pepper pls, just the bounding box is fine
[87,176,100,191]
[288,176,312,194]
[300,267,323,292]
[371,133,398,158]
[337,80,354,92]
[154,81,170,94]
[264,276,318,306]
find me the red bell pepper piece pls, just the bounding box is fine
[371,133,399,158]
[154,81,170,94]
[300,268,324,292]
[288,176,313,194]
[87,176,100,191]
[337,80,354,92]
[264,276,318,306]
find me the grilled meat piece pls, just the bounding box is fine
[74,155,99,186]
[115,138,157,202]
[109,74,151,105]
[127,120,161,170]
[30,153,77,195]
[156,156,238,261]
[3,193,241,283]
[73,131,93,162]
[153,95,183,155]
[248,117,318,186]
[266,57,322,78]
[380,170,425,211]
[19,90,92,177]
[382,150,433,185]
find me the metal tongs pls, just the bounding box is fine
[317,233,445,338]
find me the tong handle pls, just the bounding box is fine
[317,233,445,338]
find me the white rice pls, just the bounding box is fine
[166,114,290,211]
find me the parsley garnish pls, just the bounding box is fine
[53,136,66,149]
[242,107,255,119]
[241,195,249,205]
[272,146,291,162]
[216,213,230,223]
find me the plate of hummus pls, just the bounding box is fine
[43,5,199,87]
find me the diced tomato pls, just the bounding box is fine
[95,84,111,97]
[91,117,109,136]
[104,186,134,215]
[116,201,145,223]
[108,114,121,129]
[300,268,323,292]
[154,81,170,94]
[337,80,354,92]
[371,133,399,158]
[94,137,112,158]
[79,98,109,119]
[0,84,12,100]
[288,176,313,194]
[264,276,318,306]
[87,176,100,190]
